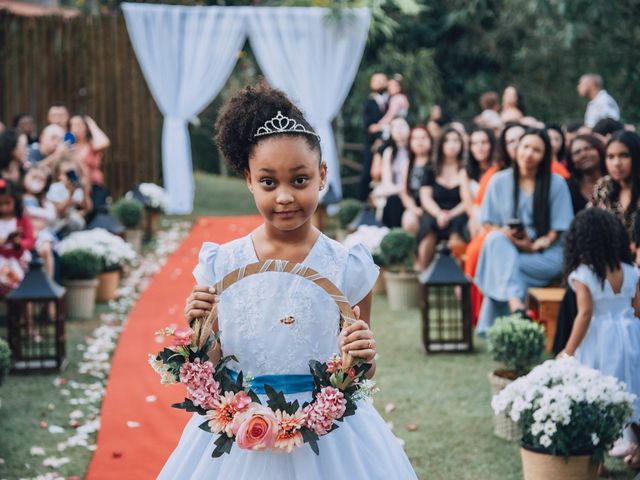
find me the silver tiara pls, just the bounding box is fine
[254,111,320,140]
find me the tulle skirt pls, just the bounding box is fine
[158,396,417,480]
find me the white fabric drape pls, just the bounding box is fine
[122,4,246,214]
[247,8,371,202]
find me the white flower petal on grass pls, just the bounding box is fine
[126,421,141,428]
[47,425,64,434]
[29,446,45,456]
[42,456,70,468]
[145,395,157,403]
[69,410,84,419]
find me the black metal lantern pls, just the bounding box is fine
[88,205,125,237]
[6,251,66,372]
[419,243,473,353]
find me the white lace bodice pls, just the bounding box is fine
[192,233,378,376]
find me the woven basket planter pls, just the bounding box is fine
[62,278,99,320]
[125,228,143,254]
[488,371,520,441]
[520,445,597,480]
[383,270,420,311]
[96,270,120,302]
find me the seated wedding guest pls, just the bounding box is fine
[461,127,496,237]
[415,126,468,271]
[564,121,583,148]
[47,156,92,238]
[399,125,433,234]
[13,113,37,145]
[500,85,524,123]
[0,178,35,297]
[372,118,411,228]
[474,128,573,334]
[427,103,451,143]
[23,167,57,278]
[545,123,571,178]
[465,122,524,324]
[565,134,606,213]
[27,124,68,171]
[69,114,110,219]
[371,74,409,139]
[592,117,624,143]
[590,130,640,235]
[0,129,28,184]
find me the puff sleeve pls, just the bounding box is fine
[568,265,594,294]
[192,242,219,285]
[343,244,380,306]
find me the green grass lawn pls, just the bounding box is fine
[0,172,633,479]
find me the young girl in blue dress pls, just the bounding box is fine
[160,83,417,479]
[560,208,640,471]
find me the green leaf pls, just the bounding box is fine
[198,420,212,433]
[171,398,207,415]
[211,434,234,458]
[263,384,289,412]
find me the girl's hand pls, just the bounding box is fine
[340,306,376,363]
[436,211,450,229]
[184,285,218,324]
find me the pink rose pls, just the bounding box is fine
[231,391,252,412]
[172,328,194,346]
[347,367,357,379]
[233,407,278,451]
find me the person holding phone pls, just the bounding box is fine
[47,155,92,238]
[474,128,574,334]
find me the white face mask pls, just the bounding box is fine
[25,179,45,194]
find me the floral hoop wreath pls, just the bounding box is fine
[150,260,377,457]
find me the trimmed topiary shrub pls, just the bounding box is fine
[112,198,145,229]
[487,314,546,378]
[379,228,415,271]
[337,199,363,229]
[60,250,103,281]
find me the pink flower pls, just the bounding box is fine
[273,409,305,453]
[326,356,343,374]
[347,368,357,379]
[303,387,347,436]
[179,359,219,409]
[172,328,194,346]
[232,406,278,451]
[231,391,252,412]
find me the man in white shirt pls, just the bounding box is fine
[577,73,620,128]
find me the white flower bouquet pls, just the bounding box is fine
[137,183,170,212]
[492,356,636,462]
[58,229,137,272]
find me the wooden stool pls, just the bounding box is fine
[527,287,565,352]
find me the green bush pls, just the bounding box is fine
[379,228,415,271]
[0,337,10,386]
[487,315,546,377]
[60,250,102,281]
[112,198,145,229]
[337,199,363,229]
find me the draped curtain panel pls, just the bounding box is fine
[122,4,246,214]
[246,8,371,203]
[122,4,370,213]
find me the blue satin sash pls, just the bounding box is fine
[228,370,314,394]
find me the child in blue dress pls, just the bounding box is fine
[559,208,640,471]
[160,83,417,479]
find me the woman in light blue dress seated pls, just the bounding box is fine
[475,128,574,333]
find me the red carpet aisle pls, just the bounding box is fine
[86,216,262,480]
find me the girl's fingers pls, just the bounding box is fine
[190,300,214,311]
[186,309,210,322]
[345,348,376,361]
[352,305,361,320]
[342,320,369,336]
[190,292,218,303]
[342,329,374,345]
[192,284,216,294]
[343,339,375,352]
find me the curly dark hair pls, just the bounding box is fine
[563,208,632,288]
[213,82,321,174]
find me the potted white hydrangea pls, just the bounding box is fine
[58,228,137,302]
[492,356,636,480]
[486,315,546,441]
[128,183,170,241]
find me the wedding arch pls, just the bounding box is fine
[122,3,371,214]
